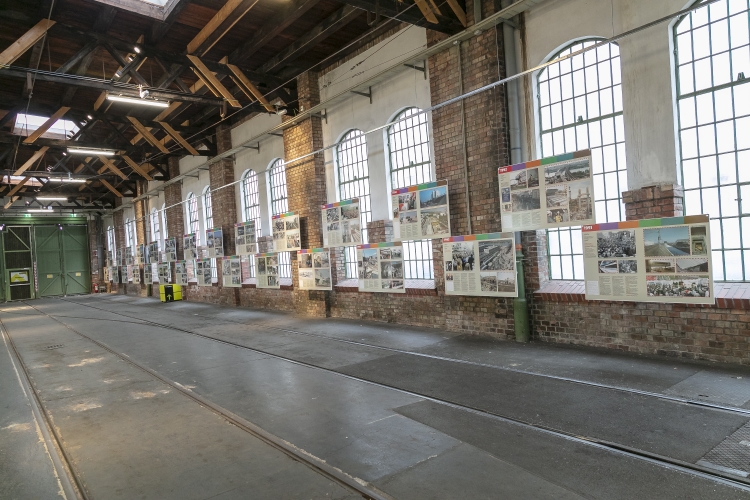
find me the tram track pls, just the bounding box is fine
[26,297,750,492]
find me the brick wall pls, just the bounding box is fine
[622,184,684,220]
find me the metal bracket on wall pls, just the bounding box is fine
[350,87,372,104]
[242,143,260,154]
[311,109,327,124]
[404,61,427,79]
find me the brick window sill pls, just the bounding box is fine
[534,280,750,308]
[241,277,293,290]
[335,278,437,296]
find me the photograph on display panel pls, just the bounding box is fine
[443,234,517,297]
[183,233,197,260]
[221,256,242,287]
[498,150,594,231]
[195,259,213,286]
[391,181,450,241]
[321,199,361,247]
[356,242,405,293]
[149,242,159,263]
[158,262,171,285]
[582,215,714,304]
[164,238,177,262]
[255,253,281,289]
[206,228,224,258]
[175,261,188,285]
[272,212,301,252]
[298,249,332,290]
[234,221,257,256]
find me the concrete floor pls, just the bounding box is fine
[2,295,750,499]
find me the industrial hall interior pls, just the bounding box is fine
[2,0,750,498]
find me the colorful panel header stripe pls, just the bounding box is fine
[298,248,327,254]
[391,179,447,195]
[272,211,297,219]
[183,233,195,238]
[235,221,254,227]
[357,241,403,249]
[581,215,709,232]
[321,198,358,209]
[255,252,278,257]
[442,232,513,242]
[498,149,591,174]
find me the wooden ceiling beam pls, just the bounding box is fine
[156,122,199,156]
[5,177,30,199]
[13,147,48,176]
[187,0,261,57]
[97,155,129,181]
[225,64,275,112]
[187,55,241,107]
[126,117,171,154]
[22,107,70,144]
[121,155,154,181]
[100,178,123,198]
[336,0,463,34]
[0,19,56,66]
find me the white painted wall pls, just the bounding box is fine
[522,0,690,190]
[319,27,434,221]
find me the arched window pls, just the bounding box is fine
[186,192,200,242]
[202,186,217,279]
[241,169,262,238]
[161,204,168,239]
[150,207,161,250]
[538,39,627,280]
[336,129,372,278]
[387,107,434,280]
[675,0,750,281]
[106,226,116,261]
[125,218,133,248]
[268,158,291,278]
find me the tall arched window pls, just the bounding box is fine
[150,208,161,250]
[387,107,434,280]
[107,226,116,261]
[161,204,168,239]
[186,192,200,242]
[675,0,750,281]
[125,218,133,248]
[202,186,217,279]
[336,129,372,278]
[241,169,262,238]
[268,158,291,278]
[538,39,627,280]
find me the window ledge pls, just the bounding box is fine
[535,280,750,308]
[335,279,437,295]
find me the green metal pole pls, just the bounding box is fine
[514,239,530,342]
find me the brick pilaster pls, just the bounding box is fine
[165,157,185,260]
[365,220,393,244]
[622,184,684,220]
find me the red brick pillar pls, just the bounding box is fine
[113,201,125,294]
[164,157,185,260]
[133,181,148,296]
[622,184,684,220]
[283,70,328,317]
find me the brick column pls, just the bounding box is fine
[133,181,148,296]
[165,157,185,260]
[211,124,239,306]
[622,184,684,220]
[113,201,125,294]
[365,220,393,243]
[283,70,328,317]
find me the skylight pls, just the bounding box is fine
[13,114,79,140]
[92,0,179,20]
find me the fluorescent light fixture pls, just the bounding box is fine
[48,178,87,183]
[68,147,116,156]
[36,196,68,201]
[134,46,141,54]
[27,208,53,213]
[106,94,170,108]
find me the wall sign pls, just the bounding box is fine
[297,249,332,290]
[321,199,361,247]
[392,180,450,241]
[442,233,517,297]
[272,212,301,252]
[357,242,405,293]
[234,221,257,256]
[498,150,594,231]
[255,252,281,289]
[582,215,714,304]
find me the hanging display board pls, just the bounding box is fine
[137,244,146,265]
[221,256,242,287]
[125,247,134,266]
[158,262,171,285]
[392,180,450,241]
[108,266,117,283]
[234,221,257,256]
[582,215,714,304]
[131,265,140,284]
[206,227,224,258]
[120,266,127,284]
[498,150,594,231]
[183,233,197,260]
[357,242,405,293]
[148,242,159,263]
[442,233,517,297]
[195,259,213,286]
[321,199,361,247]
[175,261,188,285]
[144,263,152,283]
[297,249,332,290]
[163,237,177,262]
[272,211,301,252]
[255,252,281,289]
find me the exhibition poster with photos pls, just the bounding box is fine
[175,261,188,285]
[498,150,594,231]
[148,241,159,264]
[158,262,171,285]
[137,244,146,265]
[255,252,281,289]
[183,233,198,260]
[131,265,140,284]
[272,211,301,252]
[120,266,127,284]
[221,256,243,288]
[297,249,332,291]
[443,233,518,297]
[392,180,450,241]
[125,247,134,266]
[195,258,213,286]
[144,263,152,283]
[163,237,177,262]
[234,221,257,256]
[108,266,117,283]
[582,215,713,304]
[356,242,405,293]
[206,227,224,258]
[321,198,362,247]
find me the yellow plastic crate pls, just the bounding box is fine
[159,284,183,302]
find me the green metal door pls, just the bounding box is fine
[61,225,90,295]
[35,226,64,297]
[4,226,34,301]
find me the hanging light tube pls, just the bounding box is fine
[35,196,68,200]
[106,94,170,108]
[68,147,116,156]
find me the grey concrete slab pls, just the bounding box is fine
[664,370,750,407]
[339,353,749,463]
[394,400,750,500]
[0,332,66,500]
[378,443,586,500]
